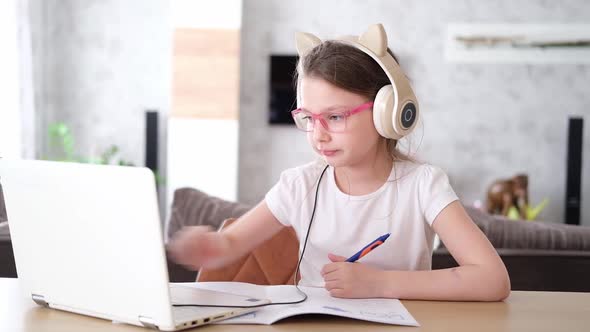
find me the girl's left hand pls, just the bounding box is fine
[321,253,386,298]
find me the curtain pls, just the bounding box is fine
[17,0,36,159]
[0,0,21,158]
[0,0,36,159]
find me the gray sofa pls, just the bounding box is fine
[165,187,590,291]
[2,185,590,291]
[0,183,16,278]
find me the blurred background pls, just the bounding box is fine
[1,0,588,226]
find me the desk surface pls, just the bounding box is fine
[2,278,589,332]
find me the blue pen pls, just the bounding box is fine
[346,233,390,262]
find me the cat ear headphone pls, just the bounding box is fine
[295,23,419,140]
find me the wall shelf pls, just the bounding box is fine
[445,23,590,64]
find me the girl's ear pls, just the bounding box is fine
[295,32,321,56]
[358,24,388,57]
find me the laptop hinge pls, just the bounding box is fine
[31,294,48,307]
[139,316,159,330]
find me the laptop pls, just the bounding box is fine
[0,159,269,330]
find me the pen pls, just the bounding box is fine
[346,233,390,262]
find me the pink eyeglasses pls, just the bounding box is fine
[291,102,374,133]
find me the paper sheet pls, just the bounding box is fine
[173,282,419,326]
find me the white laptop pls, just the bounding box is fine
[0,159,269,330]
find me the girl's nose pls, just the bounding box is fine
[312,119,330,141]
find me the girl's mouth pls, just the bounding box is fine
[320,150,338,156]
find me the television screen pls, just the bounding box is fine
[269,55,298,125]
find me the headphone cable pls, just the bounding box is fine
[173,164,330,309]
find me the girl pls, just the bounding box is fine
[170,24,510,301]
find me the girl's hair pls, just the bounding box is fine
[294,41,415,162]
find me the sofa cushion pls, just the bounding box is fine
[166,187,251,241]
[463,207,590,251]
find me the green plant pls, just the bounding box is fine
[48,122,75,162]
[47,122,135,166]
[46,122,166,187]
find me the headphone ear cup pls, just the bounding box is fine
[373,85,397,139]
[392,101,418,139]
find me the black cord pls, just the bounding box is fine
[173,164,330,309]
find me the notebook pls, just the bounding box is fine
[175,281,419,326]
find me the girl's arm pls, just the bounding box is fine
[169,200,285,270]
[323,201,511,301]
[386,200,510,301]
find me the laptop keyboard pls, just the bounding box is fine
[168,284,264,325]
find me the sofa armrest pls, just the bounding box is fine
[432,248,590,292]
[0,238,16,278]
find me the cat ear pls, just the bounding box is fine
[358,24,388,57]
[295,32,322,56]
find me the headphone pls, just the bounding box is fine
[295,23,419,140]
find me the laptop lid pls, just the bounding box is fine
[2,160,267,330]
[0,159,270,330]
[1,159,179,328]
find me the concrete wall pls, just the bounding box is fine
[238,0,590,224]
[32,0,171,178]
[30,0,171,218]
[28,0,589,225]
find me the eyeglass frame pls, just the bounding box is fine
[290,101,374,133]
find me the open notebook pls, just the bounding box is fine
[173,282,419,326]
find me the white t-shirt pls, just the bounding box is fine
[265,160,458,287]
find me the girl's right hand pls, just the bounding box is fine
[168,226,232,271]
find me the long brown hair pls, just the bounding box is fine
[294,41,414,162]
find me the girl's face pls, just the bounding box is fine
[299,76,384,168]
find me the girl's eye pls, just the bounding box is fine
[328,114,344,121]
[301,115,312,121]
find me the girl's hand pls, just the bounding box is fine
[168,226,232,270]
[321,253,387,298]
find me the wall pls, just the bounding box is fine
[31,0,171,183]
[238,0,590,225]
[30,0,171,217]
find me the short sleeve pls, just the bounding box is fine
[265,170,295,227]
[418,165,459,225]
